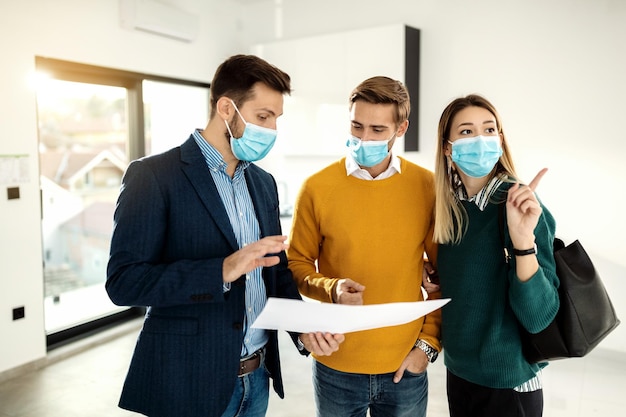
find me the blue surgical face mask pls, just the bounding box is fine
[225,100,277,162]
[448,135,503,178]
[346,134,394,167]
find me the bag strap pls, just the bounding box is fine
[497,203,512,265]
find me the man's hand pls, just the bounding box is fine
[300,332,345,356]
[422,262,440,294]
[393,347,429,383]
[222,235,289,283]
[333,278,366,305]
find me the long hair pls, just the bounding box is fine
[209,54,291,118]
[433,94,518,244]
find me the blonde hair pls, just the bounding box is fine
[433,94,518,244]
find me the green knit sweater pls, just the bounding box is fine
[439,192,559,388]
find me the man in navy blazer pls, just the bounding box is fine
[106,55,344,417]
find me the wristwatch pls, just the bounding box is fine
[296,336,308,353]
[513,243,537,256]
[414,339,439,363]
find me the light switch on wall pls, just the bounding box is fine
[7,186,19,200]
[13,306,25,320]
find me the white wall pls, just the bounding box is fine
[0,0,245,375]
[243,0,626,352]
[1,0,624,376]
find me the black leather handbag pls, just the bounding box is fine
[521,238,620,362]
[499,205,620,363]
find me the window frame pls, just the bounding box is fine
[35,56,210,349]
[35,56,210,161]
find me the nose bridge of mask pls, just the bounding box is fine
[451,135,498,156]
[361,138,391,148]
[347,136,391,149]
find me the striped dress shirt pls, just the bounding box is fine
[193,130,268,357]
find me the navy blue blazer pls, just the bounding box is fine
[106,135,302,417]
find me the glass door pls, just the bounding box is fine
[37,79,129,334]
[143,80,209,156]
[35,57,210,345]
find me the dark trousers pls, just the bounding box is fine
[447,370,543,417]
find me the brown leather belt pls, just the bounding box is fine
[238,349,264,377]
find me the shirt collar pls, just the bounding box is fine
[345,151,401,180]
[456,173,506,211]
[192,129,250,172]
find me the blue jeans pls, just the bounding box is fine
[313,360,428,417]
[220,366,270,417]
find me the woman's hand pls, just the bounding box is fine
[506,168,547,249]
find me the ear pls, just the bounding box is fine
[444,140,452,157]
[216,97,233,120]
[397,119,409,137]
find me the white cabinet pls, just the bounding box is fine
[251,24,420,157]
[251,24,420,212]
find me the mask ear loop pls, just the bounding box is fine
[446,151,462,194]
[224,100,246,138]
[230,100,247,124]
[386,132,397,154]
[224,119,234,137]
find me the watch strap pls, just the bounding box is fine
[296,336,308,353]
[296,336,305,351]
[414,339,438,363]
[513,243,537,256]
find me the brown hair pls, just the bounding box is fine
[349,76,410,125]
[209,54,291,118]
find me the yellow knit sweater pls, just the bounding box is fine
[287,157,440,374]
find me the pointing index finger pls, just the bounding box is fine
[528,168,548,191]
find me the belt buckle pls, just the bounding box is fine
[238,348,264,377]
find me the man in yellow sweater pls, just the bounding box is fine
[287,76,440,417]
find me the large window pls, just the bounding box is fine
[35,57,209,346]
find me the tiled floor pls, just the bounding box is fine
[0,318,624,416]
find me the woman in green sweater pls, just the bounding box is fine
[432,94,559,417]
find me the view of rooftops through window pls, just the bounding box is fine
[36,70,210,337]
[37,79,129,334]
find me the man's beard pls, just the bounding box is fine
[225,115,244,141]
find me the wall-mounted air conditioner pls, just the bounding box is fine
[120,0,199,42]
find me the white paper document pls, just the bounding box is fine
[251,297,451,334]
